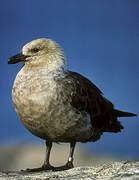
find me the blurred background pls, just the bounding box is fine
[0,0,139,170]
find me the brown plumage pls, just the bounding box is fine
[57,71,136,136]
[8,38,136,172]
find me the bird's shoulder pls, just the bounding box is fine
[57,70,102,94]
[56,70,121,133]
[56,70,104,113]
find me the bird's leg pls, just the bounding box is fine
[41,141,54,170]
[23,141,54,172]
[66,141,76,168]
[54,142,76,171]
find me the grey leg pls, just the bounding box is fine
[66,141,76,168]
[54,142,76,171]
[21,141,76,172]
[23,141,54,172]
[42,141,53,169]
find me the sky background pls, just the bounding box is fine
[0,0,139,159]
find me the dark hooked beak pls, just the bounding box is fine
[8,52,29,64]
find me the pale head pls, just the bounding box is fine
[8,38,66,71]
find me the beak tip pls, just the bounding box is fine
[8,59,11,64]
[8,52,27,64]
[8,57,16,64]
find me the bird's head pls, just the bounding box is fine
[8,38,66,70]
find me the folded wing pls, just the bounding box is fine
[57,71,136,134]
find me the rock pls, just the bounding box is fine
[0,161,139,180]
[0,143,110,171]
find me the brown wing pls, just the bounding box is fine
[57,71,123,133]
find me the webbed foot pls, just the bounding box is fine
[53,161,74,171]
[21,164,54,172]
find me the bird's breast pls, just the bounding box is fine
[12,69,93,141]
[12,70,61,134]
[13,70,58,113]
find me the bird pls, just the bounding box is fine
[8,38,136,172]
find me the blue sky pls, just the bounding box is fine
[0,0,139,159]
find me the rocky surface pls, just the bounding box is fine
[0,161,139,180]
[0,143,110,171]
[0,144,139,179]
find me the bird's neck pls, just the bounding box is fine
[23,53,66,75]
[45,53,66,73]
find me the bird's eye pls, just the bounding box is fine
[31,48,39,53]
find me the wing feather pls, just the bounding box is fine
[57,71,123,133]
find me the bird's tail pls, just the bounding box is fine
[114,109,137,117]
